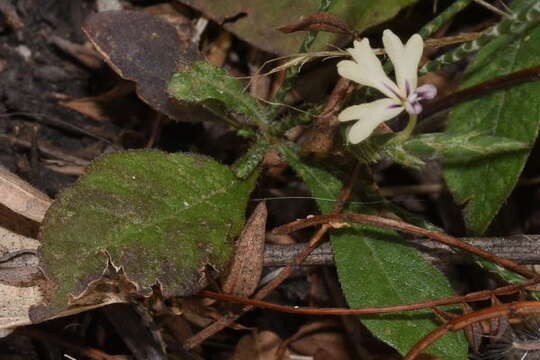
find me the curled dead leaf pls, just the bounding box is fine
[82,10,211,123]
[222,202,267,297]
[278,12,352,35]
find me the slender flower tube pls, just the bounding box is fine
[337,30,437,144]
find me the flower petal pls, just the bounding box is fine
[338,98,404,144]
[337,39,401,100]
[405,100,423,115]
[416,83,437,100]
[383,30,423,92]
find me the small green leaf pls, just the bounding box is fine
[168,61,268,125]
[39,150,253,313]
[279,144,467,359]
[443,24,540,235]
[231,137,269,179]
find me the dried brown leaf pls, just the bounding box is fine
[231,330,285,360]
[461,303,484,353]
[222,202,267,297]
[82,11,212,123]
[61,97,112,123]
[278,12,352,35]
[0,165,51,223]
[28,256,139,324]
[289,331,351,360]
[0,0,24,30]
[60,81,135,123]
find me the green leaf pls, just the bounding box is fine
[385,132,529,168]
[231,137,270,179]
[476,260,540,300]
[39,150,253,313]
[443,24,540,235]
[168,61,268,125]
[279,143,467,359]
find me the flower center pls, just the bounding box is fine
[404,83,438,115]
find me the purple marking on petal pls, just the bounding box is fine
[405,80,411,96]
[387,103,402,109]
[383,82,403,100]
[416,83,437,100]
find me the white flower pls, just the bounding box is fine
[337,30,437,144]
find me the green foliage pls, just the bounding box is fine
[279,144,467,359]
[476,260,540,300]
[168,61,269,125]
[420,0,540,74]
[40,150,254,313]
[443,23,540,235]
[385,132,529,168]
[417,0,473,39]
[231,137,269,179]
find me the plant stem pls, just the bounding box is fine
[401,113,417,139]
[418,0,474,39]
[270,0,339,116]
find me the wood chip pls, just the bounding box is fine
[0,165,51,223]
[0,226,43,337]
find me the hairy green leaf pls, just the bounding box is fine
[443,24,540,235]
[385,132,529,168]
[39,150,253,313]
[231,137,269,179]
[279,143,467,359]
[168,61,268,125]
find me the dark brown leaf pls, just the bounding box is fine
[82,10,210,123]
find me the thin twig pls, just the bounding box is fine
[0,134,91,166]
[198,278,540,316]
[421,65,540,120]
[405,301,540,360]
[472,0,512,18]
[0,111,114,144]
[263,234,540,266]
[273,213,537,279]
